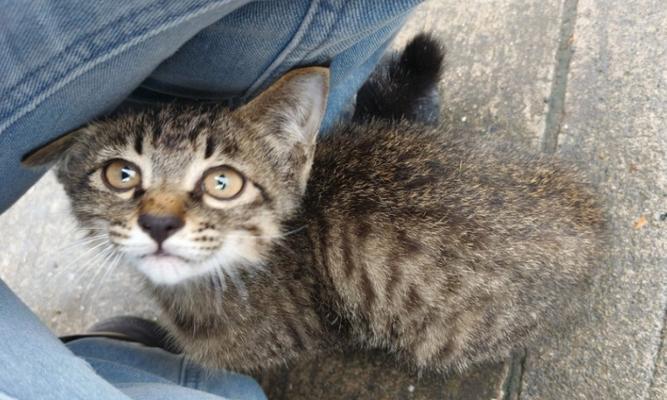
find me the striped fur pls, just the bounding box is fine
[41,36,606,374]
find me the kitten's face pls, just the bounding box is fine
[64,112,285,286]
[26,68,329,285]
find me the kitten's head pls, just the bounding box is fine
[23,67,328,285]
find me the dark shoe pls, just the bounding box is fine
[60,315,181,354]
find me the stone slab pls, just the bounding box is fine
[256,350,518,400]
[397,0,565,147]
[520,1,667,399]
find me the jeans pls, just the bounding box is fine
[0,0,421,398]
[0,279,266,400]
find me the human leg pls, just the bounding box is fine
[66,337,266,400]
[0,279,131,399]
[0,278,265,399]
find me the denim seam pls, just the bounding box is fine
[77,355,177,385]
[3,2,169,99]
[178,355,189,387]
[304,9,413,61]
[0,0,239,135]
[242,0,321,101]
[0,1,193,125]
[244,2,413,102]
[300,0,351,61]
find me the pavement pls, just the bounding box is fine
[0,1,665,399]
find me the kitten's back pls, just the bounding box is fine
[304,119,605,370]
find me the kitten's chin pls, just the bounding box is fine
[135,254,204,286]
[131,242,266,286]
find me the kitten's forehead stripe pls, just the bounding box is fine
[187,114,210,143]
[204,136,215,159]
[134,134,143,155]
[152,122,163,141]
[221,139,240,156]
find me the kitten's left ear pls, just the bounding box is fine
[21,128,84,168]
[239,67,329,146]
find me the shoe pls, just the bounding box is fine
[60,315,180,354]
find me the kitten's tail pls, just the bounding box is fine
[353,33,445,125]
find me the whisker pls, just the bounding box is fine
[212,268,226,314]
[116,244,155,249]
[67,245,113,291]
[232,225,307,241]
[83,247,117,300]
[43,236,108,261]
[72,228,111,237]
[75,227,109,232]
[58,239,111,272]
[97,252,123,291]
[56,235,108,252]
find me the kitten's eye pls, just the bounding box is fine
[102,159,142,192]
[202,166,245,200]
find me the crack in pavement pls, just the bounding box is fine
[648,302,667,398]
[541,0,579,154]
[502,349,527,400]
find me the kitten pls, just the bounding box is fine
[23,35,605,373]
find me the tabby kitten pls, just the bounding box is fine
[24,36,605,373]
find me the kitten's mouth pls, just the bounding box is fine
[135,250,200,286]
[141,250,189,263]
[127,230,262,286]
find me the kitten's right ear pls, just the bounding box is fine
[21,128,84,168]
[239,67,329,147]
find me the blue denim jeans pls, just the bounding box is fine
[0,279,266,400]
[0,0,421,398]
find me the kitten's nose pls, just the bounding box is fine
[138,214,184,245]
